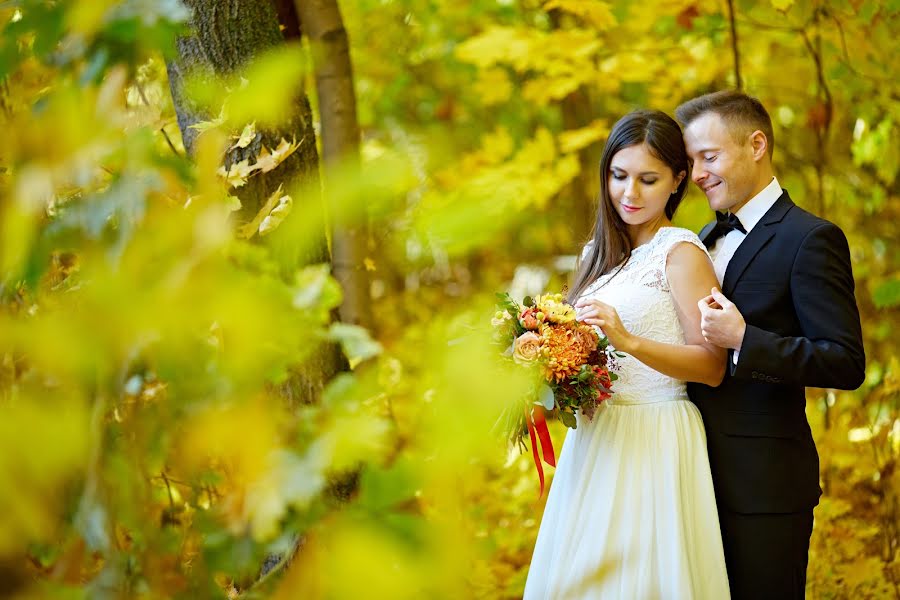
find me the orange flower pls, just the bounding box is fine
[540,323,591,382]
[574,324,599,357]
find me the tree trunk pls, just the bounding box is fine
[560,87,600,241]
[547,8,599,243]
[166,0,346,405]
[294,0,374,331]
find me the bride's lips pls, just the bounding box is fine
[621,204,641,213]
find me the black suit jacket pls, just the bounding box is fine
[688,190,865,514]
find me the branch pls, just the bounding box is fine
[726,0,742,89]
[135,81,183,157]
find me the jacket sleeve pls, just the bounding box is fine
[731,222,865,389]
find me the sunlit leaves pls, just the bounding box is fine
[557,119,609,153]
[543,0,617,30]
[873,278,900,308]
[217,138,301,188]
[851,118,899,185]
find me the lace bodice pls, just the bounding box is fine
[578,227,709,405]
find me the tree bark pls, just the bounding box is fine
[166,0,346,406]
[560,87,601,241]
[547,8,599,243]
[294,0,374,331]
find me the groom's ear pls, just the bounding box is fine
[749,130,769,162]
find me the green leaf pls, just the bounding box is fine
[873,278,900,308]
[328,323,383,364]
[537,384,555,410]
[560,410,577,429]
[292,264,343,314]
[357,460,419,512]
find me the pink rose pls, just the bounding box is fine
[512,332,542,364]
[520,308,540,331]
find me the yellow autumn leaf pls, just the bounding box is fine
[771,0,795,11]
[217,157,253,188]
[522,75,581,105]
[269,137,301,167]
[230,122,257,150]
[237,184,285,239]
[189,107,227,133]
[473,68,513,106]
[543,0,617,30]
[258,194,292,236]
[455,26,533,70]
[253,137,301,173]
[558,119,609,153]
[481,127,515,162]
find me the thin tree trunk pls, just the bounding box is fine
[560,87,600,241]
[294,0,374,331]
[547,8,599,243]
[166,0,346,405]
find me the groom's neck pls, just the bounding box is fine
[731,165,776,214]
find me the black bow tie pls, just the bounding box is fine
[707,211,747,245]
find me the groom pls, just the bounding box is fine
[677,90,865,599]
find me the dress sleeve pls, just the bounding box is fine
[662,229,711,291]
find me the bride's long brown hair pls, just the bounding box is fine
[567,110,690,303]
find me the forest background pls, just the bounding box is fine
[0,0,898,598]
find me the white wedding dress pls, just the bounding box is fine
[523,227,730,599]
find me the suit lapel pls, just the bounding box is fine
[722,191,794,296]
[698,221,717,248]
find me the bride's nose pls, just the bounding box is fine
[624,179,640,200]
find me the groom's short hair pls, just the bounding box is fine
[675,90,775,159]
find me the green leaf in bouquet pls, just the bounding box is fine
[537,384,555,410]
[523,295,534,307]
[609,372,619,382]
[560,410,577,429]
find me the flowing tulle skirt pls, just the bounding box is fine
[523,397,730,599]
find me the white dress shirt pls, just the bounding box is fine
[709,177,782,284]
[708,176,782,364]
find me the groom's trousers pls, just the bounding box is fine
[718,508,814,600]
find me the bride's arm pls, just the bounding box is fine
[575,242,726,387]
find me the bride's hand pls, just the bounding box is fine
[574,299,634,352]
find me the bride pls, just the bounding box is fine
[523,110,730,599]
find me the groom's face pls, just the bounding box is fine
[683,112,757,213]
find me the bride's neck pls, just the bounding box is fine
[628,218,671,248]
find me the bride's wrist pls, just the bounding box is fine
[621,333,639,355]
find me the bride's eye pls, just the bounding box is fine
[612,173,626,181]
[641,179,659,185]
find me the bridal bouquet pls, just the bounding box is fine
[492,292,617,496]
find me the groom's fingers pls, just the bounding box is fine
[700,294,723,307]
[710,287,733,309]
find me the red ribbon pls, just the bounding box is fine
[526,407,556,498]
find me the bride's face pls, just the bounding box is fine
[607,143,683,227]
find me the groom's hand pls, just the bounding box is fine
[698,288,746,350]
